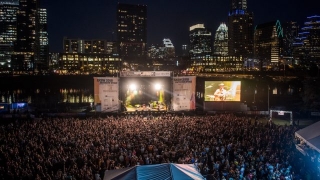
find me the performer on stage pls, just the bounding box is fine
[214,83,227,101]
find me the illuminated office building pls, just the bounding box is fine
[10,0,49,74]
[182,45,188,57]
[293,15,320,66]
[214,23,228,56]
[147,44,160,59]
[13,0,39,72]
[254,20,284,68]
[188,24,213,73]
[282,21,299,58]
[117,3,147,64]
[228,0,253,59]
[0,0,18,72]
[189,24,212,57]
[231,0,247,10]
[59,53,121,75]
[63,37,117,54]
[61,38,120,74]
[148,39,175,59]
[163,38,175,58]
[36,8,49,71]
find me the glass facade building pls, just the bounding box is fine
[0,1,18,72]
[148,38,175,59]
[117,3,147,65]
[6,0,49,74]
[61,38,120,74]
[59,53,121,75]
[63,38,117,55]
[228,0,253,59]
[254,20,284,68]
[282,21,299,58]
[36,8,49,72]
[293,15,320,66]
[214,23,228,56]
[189,24,212,57]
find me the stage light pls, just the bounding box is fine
[154,83,162,90]
[129,84,137,91]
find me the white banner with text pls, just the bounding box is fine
[94,77,119,112]
[172,76,196,111]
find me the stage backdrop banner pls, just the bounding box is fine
[172,76,196,111]
[93,77,119,112]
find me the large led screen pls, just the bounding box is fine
[204,81,241,101]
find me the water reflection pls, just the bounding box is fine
[0,88,94,105]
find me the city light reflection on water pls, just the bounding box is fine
[0,88,94,104]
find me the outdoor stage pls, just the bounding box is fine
[94,71,247,113]
[119,76,171,112]
[94,71,197,113]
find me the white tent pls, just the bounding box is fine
[103,163,205,180]
[295,121,320,153]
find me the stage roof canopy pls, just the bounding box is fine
[295,121,320,153]
[103,163,205,180]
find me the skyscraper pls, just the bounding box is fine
[0,0,18,72]
[293,15,320,66]
[13,0,39,72]
[189,24,212,57]
[282,22,299,58]
[11,0,48,74]
[163,38,175,58]
[228,0,253,59]
[254,20,284,69]
[117,3,147,66]
[37,8,49,71]
[231,0,247,10]
[214,23,228,56]
[188,24,213,73]
[147,39,175,59]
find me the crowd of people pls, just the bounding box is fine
[0,114,311,179]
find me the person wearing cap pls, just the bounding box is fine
[214,83,227,101]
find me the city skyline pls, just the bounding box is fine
[38,0,319,53]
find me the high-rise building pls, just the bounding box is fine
[63,37,117,54]
[188,24,213,73]
[10,0,49,74]
[13,0,39,72]
[293,15,320,66]
[59,53,121,75]
[254,20,284,69]
[282,21,299,58]
[228,0,253,59]
[231,0,247,10]
[37,8,49,71]
[117,3,147,65]
[189,24,212,57]
[182,45,188,57]
[0,0,18,72]
[147,39,175,59]
[61,37,120,75]
[214,23,228,56]
[163,38,175,58]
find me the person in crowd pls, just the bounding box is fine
[0,114,309,179]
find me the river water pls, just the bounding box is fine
[0,75,95,110]
[0,75,298,113]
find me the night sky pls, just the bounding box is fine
[41,0,319,53]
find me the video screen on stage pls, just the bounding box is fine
[204,81,241,101]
